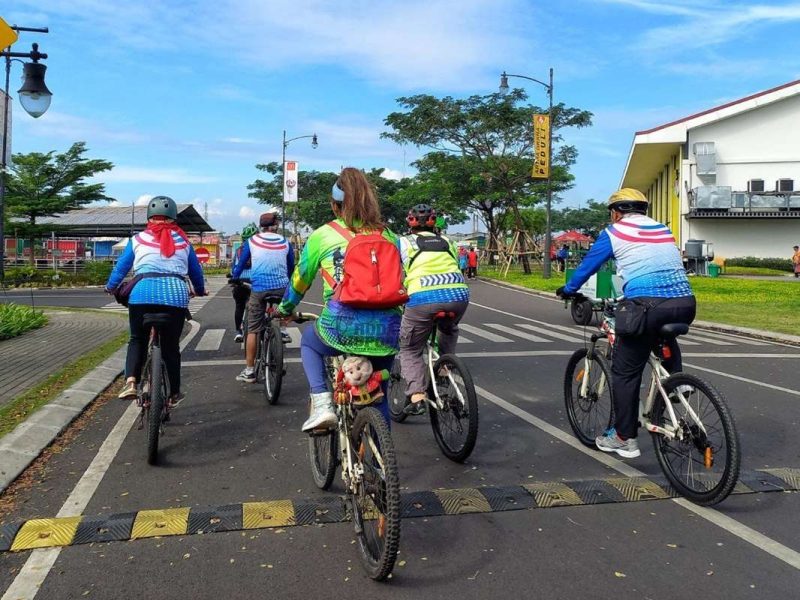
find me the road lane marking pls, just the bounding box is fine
[683,333,735,346]
[184,358,303,367]
[195,328,225,351]
[687,329,771,346]
[459,323,513,342]
[473,384,800,570]
[684,363,800,397]
[516,323,585,343]
[2,467,796,553]
[286,327,302,348]
[683,354,800,359]
[485,323,551,343]
[2,321,203,600]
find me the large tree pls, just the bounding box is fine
[5,142,114,264]
[553,199,608,239]
[383,90,592,271]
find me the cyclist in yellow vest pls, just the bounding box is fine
[398,204,470,415]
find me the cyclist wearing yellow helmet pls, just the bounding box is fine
[557,188,695,459]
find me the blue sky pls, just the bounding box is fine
[6,0,800,234]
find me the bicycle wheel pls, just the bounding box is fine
[350,407,400,581]
[650,373,740,506]
[263,321,284,404]
[387,361,408,423]
[564,348,614,448]
[308,429,338,490]
[147,345,166,465]
[428,354,479,462]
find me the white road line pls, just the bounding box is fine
[195,328,225,351]
[2,321,202,600]
[685,362,800,397]
[459,351,574,358]
[470,300,596,339]
[286,327,302,348]
[683,353,800,359]
[485,323,551,343]
[457,335,474,344]
[684,333,735,346]
[675,337,701,346]
[688,329,771,346]
[474,384,800,571]
[184,357,303,367]
[459,323,513,343]
[516,323,585,343]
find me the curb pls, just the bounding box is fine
[479,276,800,346]
[0,348,126,494]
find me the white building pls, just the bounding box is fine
[621,79,800,260]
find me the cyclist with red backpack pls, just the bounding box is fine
[398,204,470,415]
[276,168,406,432]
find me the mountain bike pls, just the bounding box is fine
[564,296,741,506]
[387,311,479,462]
[137,313,174,465]
[306,327,401,581]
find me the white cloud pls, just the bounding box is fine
[221,137,260,144]
[104,166,218,184]
[17,110,148,144]
[136,194,153,206]
[380,168,405,181]
[239,206,256,219]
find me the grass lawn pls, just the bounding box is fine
[482,267,800,337]
[722,266,793,277]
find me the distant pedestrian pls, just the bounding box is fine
[458,246,468,277]
[467,247,478,279]
[793,245,800,278]
[556,245,569,272]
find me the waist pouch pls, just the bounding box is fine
[614,298,664,336]
[114,272,185,307]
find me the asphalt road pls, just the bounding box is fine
[2,279,799,599]
[0,287,111,309]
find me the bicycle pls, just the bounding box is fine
[564,296,741,505]
[387,311,479,462]
[137,312,175,465]
[305,321,401,581]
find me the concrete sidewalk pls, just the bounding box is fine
[0,309,127,408]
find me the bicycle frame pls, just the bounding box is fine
[425,323,467,411]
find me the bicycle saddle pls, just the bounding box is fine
[143,313,175,328]
[659,323,689,339]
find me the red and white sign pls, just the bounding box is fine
[195,247,210,264]
[284,160,299,203]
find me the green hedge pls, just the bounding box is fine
[4,263,113,287]
[725,257,793,272]
[0,304,48,340]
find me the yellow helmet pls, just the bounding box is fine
[608,188,648,208]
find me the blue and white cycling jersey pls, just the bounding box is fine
[231,233,295,293]
[106,231,206,307]
[232,246,252,281]
[564,214,692,299]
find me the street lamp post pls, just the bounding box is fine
[499,68,555,279]
[281,130,318,241]
[1,25,52,282]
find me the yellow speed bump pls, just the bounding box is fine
[131,507,190,539]
[434,488,492,515]
[242,500,295,529]
[11,516,82,551]
[523,481,583,508]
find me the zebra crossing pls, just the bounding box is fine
[99,278,228,315]
[184,321,772,353]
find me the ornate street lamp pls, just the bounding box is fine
[281,130,318,239]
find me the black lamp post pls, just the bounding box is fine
[1,26,51,282]
[281,130,318,240]
[500,68,555,279]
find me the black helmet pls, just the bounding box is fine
[259,212,279,228]
[147,196,178,220]
[406,203,436,228]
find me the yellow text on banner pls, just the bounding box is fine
[532,114,550,179]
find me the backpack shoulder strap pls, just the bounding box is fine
[408,234,456,269]
[327,220,356,241]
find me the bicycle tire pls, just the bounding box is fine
[387,361,408,423]
[563,348,614,448]
[263,321,284,404]
[308,429,338,490]
[147,345,165,465]
[650,372,740,506]
[350,407,401,581]
[428,354,479,462]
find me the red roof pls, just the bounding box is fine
[635,78,800,136]
[554,230,593,244]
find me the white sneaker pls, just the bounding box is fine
[236,368,256,383]
[234,330,244,343]
[302,392,337,432]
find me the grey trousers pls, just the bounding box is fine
[399,300,469,396]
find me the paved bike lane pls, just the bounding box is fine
[2,281,799,598]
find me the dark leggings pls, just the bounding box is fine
[232,284,250,331]
[126,304,185,395]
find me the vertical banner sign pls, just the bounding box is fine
[284,160,299,203]
[532,114,550,179]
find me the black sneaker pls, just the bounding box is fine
[403,401,426,416]
[281,331,292,344]
[234,330,244,343]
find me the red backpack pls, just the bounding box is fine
[320,221,408,309]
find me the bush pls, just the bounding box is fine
[725,257,793,272]
[83,260,113,284]
[0,304,48,340]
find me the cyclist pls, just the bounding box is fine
[397,204,469,415]
[556,188,695,458]
[230,222,258,343]
[276,167,403,432]
[106,196,207,404]
[231,212,294,383]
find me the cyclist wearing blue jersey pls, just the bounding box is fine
[231,212,294,383]
[557,188,696,459]
[230,222,258,343]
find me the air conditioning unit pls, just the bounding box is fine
[776,179,794,192]
[748,179,765,193]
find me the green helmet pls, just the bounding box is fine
[147,195,178,220]
[241,222,258,241]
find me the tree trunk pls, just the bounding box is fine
[511,204,532,275]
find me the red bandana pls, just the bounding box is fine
[145,220,188,258]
